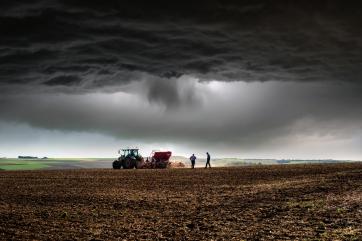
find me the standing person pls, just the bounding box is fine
[190,154,196,169]
[205,152,211,168]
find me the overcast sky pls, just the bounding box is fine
[0,0,361,159]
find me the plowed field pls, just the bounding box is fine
[0,163,361,240]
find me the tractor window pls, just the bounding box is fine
[122,149,139,156]
[128,149,138,156]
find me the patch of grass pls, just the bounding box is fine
[0,158,54,170]
[0,158,79,170]
[0,158,114,171]
[0,162,49,171]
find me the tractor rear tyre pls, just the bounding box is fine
[122,158,135,169]
[135,157,144,169]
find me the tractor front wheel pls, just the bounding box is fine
[112,160,122,169]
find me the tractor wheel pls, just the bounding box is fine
[130,159,137,169]
[122,158,134,169]
[112,160,122,169]
[135,157,144,169]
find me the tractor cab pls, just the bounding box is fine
[119,148,139,159]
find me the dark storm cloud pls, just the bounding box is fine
[0,0,361,94]
[0,1,362,159]
[44,75,82,86]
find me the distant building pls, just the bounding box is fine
[18,156,38,159]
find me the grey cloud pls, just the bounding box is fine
[145,76,200,109]
[44,75,82,86]
[0,80,361,147]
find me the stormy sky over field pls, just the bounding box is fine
[0,0,361,159]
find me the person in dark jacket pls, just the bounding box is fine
[190,154,196,168]
[205,152,211,168]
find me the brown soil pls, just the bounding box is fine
[0,163,361,240]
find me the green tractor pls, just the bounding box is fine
[112,148,144,169]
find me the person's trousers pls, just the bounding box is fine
[205,161,211,168]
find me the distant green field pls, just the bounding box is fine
[0,157,357,171]
[0,158,113,171]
